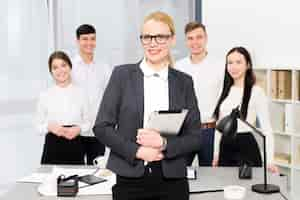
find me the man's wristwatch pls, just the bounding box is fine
[161,137,167,151]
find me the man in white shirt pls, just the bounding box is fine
[71,24,112,165]
[175,22,223,166]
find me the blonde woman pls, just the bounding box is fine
[93,11,201,199]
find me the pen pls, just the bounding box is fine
[189,189,224,194]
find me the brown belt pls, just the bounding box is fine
[200,121,216,129]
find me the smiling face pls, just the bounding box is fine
[185,27,207,56]
[77,33,96,55]
[141,19,175,68]
[50,58,72,86]
[226,51,249,84]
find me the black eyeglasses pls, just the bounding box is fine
[139,34,172,45]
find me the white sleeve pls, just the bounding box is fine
[214,129,222,158]
[97,63,113,111]
[102,63,113,91]
[210,76,224,120]
[213,74,224,158]
[79,92,92,135]
[34,93,48,135]
[254,87,274,164]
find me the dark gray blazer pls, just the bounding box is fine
[93,62,202,178]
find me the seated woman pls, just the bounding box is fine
[35,51,90,164]
[212,46,278,173]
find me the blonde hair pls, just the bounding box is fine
[143,11,175,67]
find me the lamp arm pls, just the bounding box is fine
[218,108,280,193]
[239,118,265,138]
[239,117,268,188]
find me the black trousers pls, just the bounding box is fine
[41,132,85,165]
[185,128,215,166]
[112,162,189,200]
[218,132,262,167]
[81,136,105,165]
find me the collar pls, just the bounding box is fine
[139,58,168,81]
[189,51,208,65]
[74,53,95,65]
[54,82,73,90]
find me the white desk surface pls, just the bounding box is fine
[2,166,292,200]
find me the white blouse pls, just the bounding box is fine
[71,54,112,130]
[140,58,169,128]
[35,83,91,136]
[214,85,274,164]
[175,55,224,122]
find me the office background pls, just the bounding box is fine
[0,0,194,191]
[1,0,300,194]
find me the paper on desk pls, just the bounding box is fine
[17,173,50,183]
[187,167,196,179]
[38,166,116,196]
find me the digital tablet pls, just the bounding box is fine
[145,109,188,135]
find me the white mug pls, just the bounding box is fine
[93,148,110,168]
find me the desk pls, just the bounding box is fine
[2,166,291,200]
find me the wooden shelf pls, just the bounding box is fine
[292,134,300,138]
[274,161,291,168]
[273,132,291,136]
[255,67,300,195]
[293,100,300,105]
[293,165,300,170]
[273,132,300,138]
[271,99,293,104]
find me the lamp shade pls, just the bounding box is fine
[216,107,240,137]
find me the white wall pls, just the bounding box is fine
[53,0,193,66]
[0,0,48,188]
[203,0,300,68]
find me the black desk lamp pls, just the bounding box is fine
[216,106,280,194]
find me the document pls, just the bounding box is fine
[187,167,197,180]
[145,109,188,135]
[17,173,50,183]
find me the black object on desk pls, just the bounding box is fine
[78,174,107,185]
[57,174,79,197]
[239,163,252,179]
[216,106,280,194]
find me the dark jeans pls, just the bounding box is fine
[112,162,189,200]
[185,128,215,166]
[81,136,105,165]
[218,132,262,167]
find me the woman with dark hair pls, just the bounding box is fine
[35,51,90,164]
[212,47,278,173]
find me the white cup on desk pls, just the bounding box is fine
[93,156,108,169]
[93,148,110,169]
[224,185,246,200]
